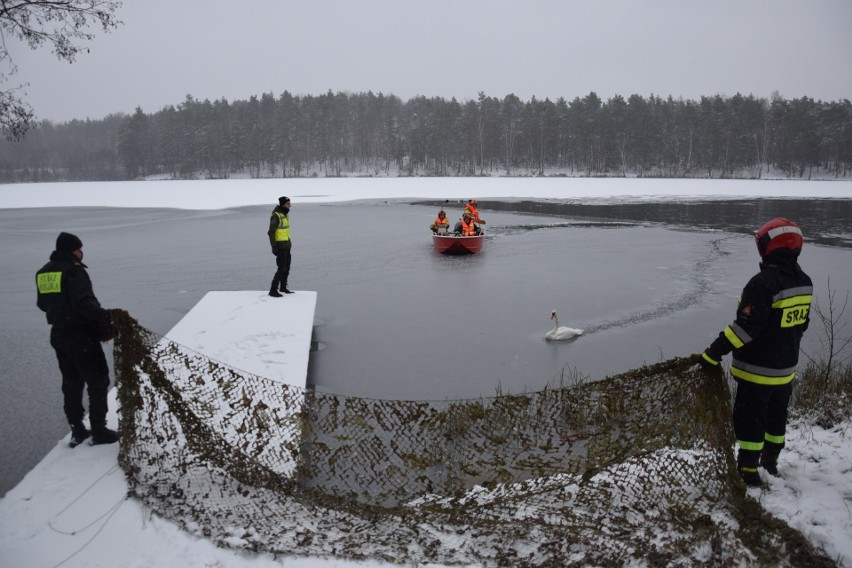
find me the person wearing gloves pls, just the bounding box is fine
[454,211,482,236]
[267,195,294,297]
[36,232,119,447]
[430,209,450,234]
[699,218,813,487]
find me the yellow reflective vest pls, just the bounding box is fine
[273,211,290,242]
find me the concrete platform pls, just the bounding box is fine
[0,290,325,568]
[164,290,317,388]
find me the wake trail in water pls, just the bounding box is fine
[583,235,737,335]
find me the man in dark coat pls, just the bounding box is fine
[700,218,812,487]
[267,195,294,297]
[36,232,119,447]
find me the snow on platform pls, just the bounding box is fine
[0,290,330,568]
[164,290,317,387]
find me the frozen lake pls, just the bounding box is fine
[1,194,851,496]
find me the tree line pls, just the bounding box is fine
[1,90,851,183]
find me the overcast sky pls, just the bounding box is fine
[6,0,852,123]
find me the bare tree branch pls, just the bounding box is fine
[0,0,122,139]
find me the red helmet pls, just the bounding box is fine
[755,218,803,257]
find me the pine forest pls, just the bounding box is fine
[1,91,850,183]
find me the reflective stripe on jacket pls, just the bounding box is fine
[36,250,108,329]
[708,258,812,386]
[730,285,812,385]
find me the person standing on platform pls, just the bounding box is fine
[35,232,119,447]
[267,196,294,297]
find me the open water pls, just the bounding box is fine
[1,197,851,496]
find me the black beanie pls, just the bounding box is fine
[279,196,290,207]
[56,232,83,252]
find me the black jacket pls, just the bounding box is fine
[36,250,109,330]
[706,252,812,385]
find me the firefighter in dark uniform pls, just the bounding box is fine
[36,232,119,447]
[267,195,293,297]
[700,218,813,487]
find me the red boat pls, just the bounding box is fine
[432,232,485,254]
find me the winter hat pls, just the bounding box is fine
[56,232,83,252]
[279,196,290,207]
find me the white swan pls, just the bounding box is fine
[545,310,583,341]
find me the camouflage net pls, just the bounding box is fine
[110,309,834,567]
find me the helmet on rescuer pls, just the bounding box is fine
[755,218,803,258]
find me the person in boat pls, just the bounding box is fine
[430,210,450,235]
[464,199,485,224]
[453,212,482,236]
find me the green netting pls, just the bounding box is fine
[110,309,834,567]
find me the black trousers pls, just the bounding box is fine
[732,378,793,468]
[50,327,110,427]
[272,245,291,290]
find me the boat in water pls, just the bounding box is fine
[430,201,485,254]
[432,232,485,254]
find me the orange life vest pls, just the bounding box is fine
[462,218,477,236]
[465,203,480,220]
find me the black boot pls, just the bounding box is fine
[738,468,765,487]
[91,424,119,445]
[760,460,780,477]
[269,280,282,297]
[69,422,90,448]
[760,443,783,477]
[737,449,764,487]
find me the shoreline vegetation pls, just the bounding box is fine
[2,91,850,183]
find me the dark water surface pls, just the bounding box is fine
[1,198,850,496]
[458,198,852,248]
